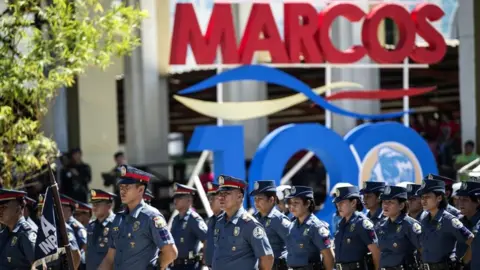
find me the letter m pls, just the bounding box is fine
[169,3,239,65]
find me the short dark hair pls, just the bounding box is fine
[433,192,448,209]
[300,197,316,213]
[263,191,277,202]
[349,198,364,212]
[114,151,124,159]
[398,198,408,214]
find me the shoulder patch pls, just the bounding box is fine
[68,232,75,241]
[153,216,167,228]
[362,219,374,230]
[452,218,463,229]
[412,222,422,234]
[80,228,87,239]
[28,232,37,243]
[281,218,291,228]
[318,226,330,237]
[253,226,265,239]
[242,213,252,222]
[199,221,208,231]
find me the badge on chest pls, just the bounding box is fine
[133,221,140,231]
[182,222,187,229]
[10,237,17,246]
[234,227,240,236]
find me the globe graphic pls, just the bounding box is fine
[368,146,416,186]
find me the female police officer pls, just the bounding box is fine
[417,176,474,270]
[251,181,290,270]
[284,186,334,270]
[377,185,422,270]
[333,185,380,270]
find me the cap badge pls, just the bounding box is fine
[363,182,368,189]
[120,166,127,177]
[218,176,225,185]
[291,187,296,195]
[39,194,44,203]
[428,174,433,180]
[207,182,212,190]
[335,188,340,197]
[254,182,259,190]
[421,181,426,189]
[384,186,391,195]
[407,185,412,192]
[91,190,96,197]
[461,182,468,190]
[173,185,178,191]
[284,189,291,197]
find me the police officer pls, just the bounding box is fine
[170,183,207,270]
[205,182,223,269]
[61,194,88,269]
[377,185,422,269]
[405,184,423,221]
[98,165,177,270]
[360,181,385,227]
[86,189,117,270]
[75,201,93,227]
[144,189,154,205]
[333,186,380,270]
[25,196,38,231]
[250,181,291,270]
[426,174,461,217]
[284,186,334,270]
[417,177,474,270]
[331,183,354,235]
[454,181,480,269]
[37,193,82,269]
[213,175,274,270]
[0,189,37,269]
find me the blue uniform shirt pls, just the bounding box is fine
[109,201,175,270]
[254,207,290,259]
[457,211,480,259]
[367,207,384,228]
[469,220,480,269]
[286,213,331,267]
[212,207,273,270]
[171,208,208,259]
[86,212,116,270]
[67,216,88,265]
[419,208,473,263]
[26,217,38,232]
[376,214,422,267]
[205,211,223,267]
[0,217,37,269]
[334,211,378,263]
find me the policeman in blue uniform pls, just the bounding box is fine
[250,180,291,270]
[284,186,334,270]
[426,174,461,217]
[360,181,385,227]
[86,189,117,270]
[205,182,223,269]
[416,177,474,269]
[331,183,354,235]
[37,193,82,269]
[144,189,154,205]
[454,181,480,269]
[60,194,88,269]
[0,189,37,269]
[405,183,423,221]
[213,175,274,270]
[376,185,422,269]
[333,186,380,270]
[98,165,178,270]
[25,196,38,231]
[170,183,207,270]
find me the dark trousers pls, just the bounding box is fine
[169,263,198,270]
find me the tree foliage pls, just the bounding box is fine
[0,0,146,188]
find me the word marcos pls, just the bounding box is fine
[170,3,446,65]
[187,122,438,227]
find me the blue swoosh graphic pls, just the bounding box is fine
[179,65,413,120]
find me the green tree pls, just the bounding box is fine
[0,0,146,188]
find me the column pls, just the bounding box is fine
[123,0,170,176]
[222,3,269,160]
[458,0,478,146]
[330,5,381,136]
[40,88,69,153]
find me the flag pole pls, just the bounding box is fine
[47,162,75,270]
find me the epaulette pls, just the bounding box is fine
[20,221,32,231]
[242,212,258,223]
[191,211,200,218]
[72,222,78,228]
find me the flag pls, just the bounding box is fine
[32,187,65,267]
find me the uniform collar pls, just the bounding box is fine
[101,212,115,226]
[179,208,193,221]
[341,211,360,226]
[389,213,406,224]
[255,206,277,219]
[228,207,245,225]
[128,201,146,218]
[295,213,313,227]
[67,216,75,224]
[11,216,26,233]
[368,207,383,219]
[429,208,445,222]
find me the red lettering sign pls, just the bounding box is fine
[169,3,446,65]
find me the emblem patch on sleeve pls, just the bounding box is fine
[318,227,330,237]
[362,219,374,230]
[154,216,166,228]
[28,232,37,243]
[253,226,265,239]
[199,221,208,231]
[452,218,463,229]
[412,223,422,234]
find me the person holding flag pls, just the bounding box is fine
[99,165,178,270]
[60,194,88,269]
[36,191,81,269]
[86,189,117,270]
[0,189,38,269]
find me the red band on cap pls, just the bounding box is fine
[0,193,24,201]
[124,172,150,182]
[223,180,246,189]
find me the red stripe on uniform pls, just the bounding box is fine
[124,172,150,181]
